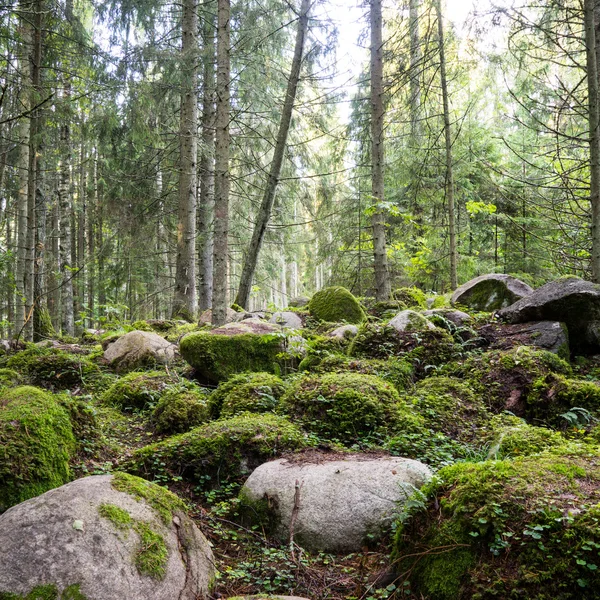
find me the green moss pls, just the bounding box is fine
[393,449,600,599]
[307,355,415,392]
[349,322,459,377]
[100,371,173,411]
[110,472,185,525]
[208,372,287,418]
[133,521,168,580]
[6,347,101,391]
[307,286,366,324]
[0,368,22,388]
[404,376,490,441]
[392,286,427,308]
[130,320,154,332]
[98,503,133,530]
[368,300,408,319]
[151,386,210,434]
[179,331,285,383]
[55,394,98,445]
[279,372,418,444]
[125,413,310,490]
[0,386,76,511]
[0,585,87,600]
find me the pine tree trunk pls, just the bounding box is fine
[587,0,600,281]
[370,0,391,301]
[198,6,215,312]
[436,0,458,290]
[212,0,231,326]
[235,0,312,309]
[173,0,199,320]
[87,149,96,328]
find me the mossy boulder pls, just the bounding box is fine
[404,376,490,441]
[303,355,415,392]
[307,286,366,324]
[368,300,408,320]
[179,320,297,383]
[0,474,215,599]
[451,273,534,312]
[392,287,427,308]
[0,386,76,512]
[393,449,600,599]
[125,413,311,490]
[7,347,101,391]
[349,322,458,376]
[208,372,287,419]
[279,372,419,444]
[458,346,572,416]
[100,371,175,411]
[103,330,177,372]
[0,368,21,389]
[150,386,210,434]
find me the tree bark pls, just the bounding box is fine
[212,0,231,326]
[370,0,391,301]
[198,5,215,312]
[436,0,458,290]
[234,0,312,309]
[172,0,199,320]
[587,0,600,281]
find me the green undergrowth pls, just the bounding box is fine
[100,371,176,411]
[392,287,427,309]
[124,413,311,491]
[0,584,87,600]
[393,448,600,599]
[0,386,76,511]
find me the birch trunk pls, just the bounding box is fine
[173,0,199,320]
[370,0,391,301]
[235,0,312,309]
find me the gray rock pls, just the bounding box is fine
[269,311,303,329]
[241,455,431,552]
[388,309,436,333]
[423,308,472,326]
[103,330,177,371]
[497,277,600,353]
[0,475,215,600]
[288,296,310,308]
[480,321,569,357]
[451,274,534,312]
[199,307,239,325]
[327,324,359,340]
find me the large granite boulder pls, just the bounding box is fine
[451,274,533,311]
[388,309,436,333]
[0,473,215,600]
[103,330,177,372]
[198,307,239,325]
[241,454,431,552]
[497,277,600,353]
[269,311,303,329]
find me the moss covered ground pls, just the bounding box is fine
[6,309,600,600]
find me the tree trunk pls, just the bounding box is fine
[370,0,391,301]
[436,0,458,290]
[198,5,215,312]
[87,151,96,329]
[172,0,199,320]
[587,0,600,281]
[234,0,312,309]
[212,0,231,326]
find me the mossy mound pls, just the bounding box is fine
[458,345,572,416]
[303,355,415,392]
[368,299,408,319]
[307,286,366,324]
[0,368,22,388]
[393,449,600,599]
[150,386,210,434]
[404,376,490,441]
[486,416,568,459]
[208,372,287,419]
[0,386,76,511]
[179,329,286,384]
[349,323,459,376]
[100,371,174,411]
[279,372,418,444]
[125,413,310,490]
[6,346,101,391]
[392,286,427,308]
[56,394,98,445]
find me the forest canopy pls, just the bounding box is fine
[1,0,599,339]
